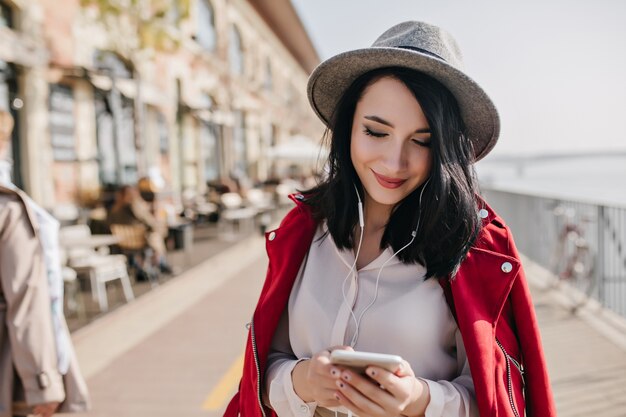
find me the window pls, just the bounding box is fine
[0,1,13,29]
[94,93,116,185]
[232,110,247,176]
[196,0,216,51]
[94,91,138,185]
[116,95,138,184]
[200,122,219,181]
[264,58,273,91]
[49,85,77,161]
[158,112,169,154]
[229,25,244,76]
[92,51,137,185]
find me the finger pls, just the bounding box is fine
[32,405,45,414]
[365,366,404,397]
[395,360,415,377]
[32,408,49,417]
[340,370,396,410]
[317,388,342,407]
[33,405,54,417]
[336,378,386,416]
[329,345,354,352]
[326,345,355,379]
[308,357,345,388]
[342,369,392,397]
[333,390,363,416]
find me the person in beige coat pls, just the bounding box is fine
[0,110,89,416]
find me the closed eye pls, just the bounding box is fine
[363,127,388,138]
[412,138,431,148]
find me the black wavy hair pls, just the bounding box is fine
[302,67,482,279]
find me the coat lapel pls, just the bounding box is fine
[451,247,520,325]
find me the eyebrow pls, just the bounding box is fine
[364,115,431,134]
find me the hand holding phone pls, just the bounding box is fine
[330,350,403,375]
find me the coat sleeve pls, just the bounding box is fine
[0,198,65,406]
[507,235,557,417]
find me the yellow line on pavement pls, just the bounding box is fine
[203,352,245,411]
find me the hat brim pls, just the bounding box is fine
[307,47,500,161]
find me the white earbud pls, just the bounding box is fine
[353,183,364,228]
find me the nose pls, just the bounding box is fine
[383,140,407,174]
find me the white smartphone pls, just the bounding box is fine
[330,350,403,374]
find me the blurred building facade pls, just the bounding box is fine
[0,0,322,208]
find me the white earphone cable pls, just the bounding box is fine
[341,185,366,339]
[348,179,429,347]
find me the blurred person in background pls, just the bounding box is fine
[0,110,89,416]
[107,184,174,275]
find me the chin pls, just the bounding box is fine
[367,188,409,207]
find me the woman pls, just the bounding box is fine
[225,21,555,417]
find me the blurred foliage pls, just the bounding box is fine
[79,0,191,52]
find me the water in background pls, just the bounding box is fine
[477,154,626,207]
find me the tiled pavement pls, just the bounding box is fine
[68,233,626,417]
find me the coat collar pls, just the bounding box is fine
[0,185,40,236]
[450,200,521,325]
[451,247,520,325]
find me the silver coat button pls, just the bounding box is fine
[478,209,489,219]
[299,404,310,413]
[501,262,513,273]
[295,193,305,200]
[268,231,276,241]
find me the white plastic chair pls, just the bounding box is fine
[60,225,135,312]
[59,248,85,319]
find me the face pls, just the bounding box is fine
[350,76,433,213]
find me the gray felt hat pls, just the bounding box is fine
[307,21,500,161]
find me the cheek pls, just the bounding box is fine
[409,150,433,177]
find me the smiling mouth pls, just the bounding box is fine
[372,170,407,189]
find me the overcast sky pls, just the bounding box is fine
[291,0,626,158]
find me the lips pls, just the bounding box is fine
[372,170,407,189]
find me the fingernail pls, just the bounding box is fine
[337,381,345,388]
[368,368,376,377]
[330,368,338,376]
[342,373,350,381]
[334,393,340,400]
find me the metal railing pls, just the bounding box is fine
[482,187,626,318]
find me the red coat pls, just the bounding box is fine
[225,194,556,417]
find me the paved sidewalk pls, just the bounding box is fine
[70,233,267,417]
[523,258,626,417]
[69,238,626,417]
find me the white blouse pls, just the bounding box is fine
[266,223,477,417]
